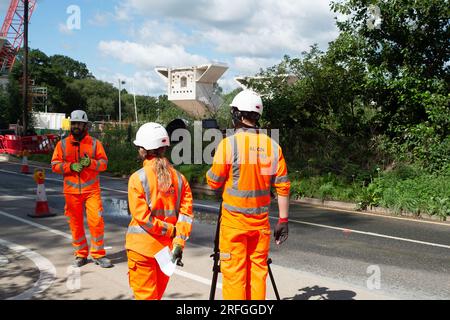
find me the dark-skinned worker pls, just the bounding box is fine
[51,110,112,268]
[126,122,194,300]
[206,90,290,300]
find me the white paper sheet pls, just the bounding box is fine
[154,246,176,277]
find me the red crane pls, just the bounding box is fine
[0,0,36,74]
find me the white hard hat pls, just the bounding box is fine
[134,122,170,151]
[230,90,263,115]
[70,110,88,123]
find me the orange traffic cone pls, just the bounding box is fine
[28,169,56,218]
[21,150,30,174]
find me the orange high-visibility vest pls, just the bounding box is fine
[126,158,193,258]
[206,129,290,230]
[51,134,108,194]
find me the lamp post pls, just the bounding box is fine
[132,80,138,124]
[23,0,29,135]
[118,79,126,125]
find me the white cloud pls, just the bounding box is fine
[119,0,258,25]
[97,0,339,94]
[218,75,241,93]
[114,4,132,21]
[116,0,339,57]
[97,71,165,96]
[233,57,279,76]
[136,20,193,46]
[201,0,338,57]
[89,12,111,27]
[98,40,209,69]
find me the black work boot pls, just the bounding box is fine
[73,257,88,268]
[92,257,113,268]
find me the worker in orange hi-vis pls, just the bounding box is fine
[206,90,290,300]
[51,110,112,268]
[126,122,194,300]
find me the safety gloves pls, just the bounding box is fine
[70,162,83,173]
[171,244,184,267]
[71,156,91,173]
[274,218,289,245]
[80,155,91,167]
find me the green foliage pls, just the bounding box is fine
[1,76,22,128]
[156,95,194,126]
[4,48,169,124]
[100,124,141,176]
[331,0,449,80]
[374,166,450,218]
[356,179,383,210]
[289,173,358,201]
[0,88,9,129]
[174,164,210,185]
[214,88,239,129]
[290,165,449,217]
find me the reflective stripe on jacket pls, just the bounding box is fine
[126,158,193,258]
[206,129,290,230]
[51,134,108,194]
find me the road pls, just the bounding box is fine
[0,159,449,300]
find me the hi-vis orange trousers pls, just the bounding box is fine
[127,250,169,300]
[219,224,271,300]
[64,191,105,259]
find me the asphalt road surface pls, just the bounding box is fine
[0,159,449,300]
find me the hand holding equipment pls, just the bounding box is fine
[80,154,91,167]
[70,162,83,173]
[171,245,184,267]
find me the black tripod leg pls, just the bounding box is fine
[209,203,222,300]
[267,258,280,300]
[209,261,220,300]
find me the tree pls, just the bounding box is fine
[330,0,449,130]
[49,55,92,80]
[330,0,450,171]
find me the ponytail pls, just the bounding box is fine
[147,147,172,192]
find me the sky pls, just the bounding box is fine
[0,0,340,96]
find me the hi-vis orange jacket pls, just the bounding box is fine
[126,158,193,258]
[51,134,108,194]
[206,129,290,230]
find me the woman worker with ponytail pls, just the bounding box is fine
[126,122,193,300]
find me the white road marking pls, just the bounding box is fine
[0,238,56,300]
[174,269,222,289]
[0,210,72,240]
[0,209,222,289]
[195,203,450,250]
[268,216,450,250]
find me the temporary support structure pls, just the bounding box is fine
[0,0,36,74]
[155,64,228,119]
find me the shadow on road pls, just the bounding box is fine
[284,285,356,300]
[107,249,127,265]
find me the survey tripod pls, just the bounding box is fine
[209,202,281,300]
